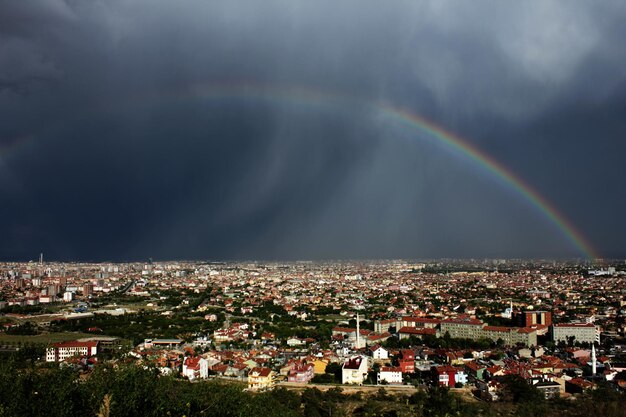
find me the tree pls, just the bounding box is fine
[301,388,339,417]
[500,375,544,403]
[268,387,300,412]
[325,362,342,383]
[567,335,576,347]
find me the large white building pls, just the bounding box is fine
[440,318,538,347]
[551,323,599,344]
[46,340,98,362]
[342,355,369,385]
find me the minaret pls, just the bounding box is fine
[591,344,597,376]
[356,313,360,350]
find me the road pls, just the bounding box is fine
[119,279,135,294]
[276,381,419,393]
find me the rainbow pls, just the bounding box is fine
[383,106,598,260]
[6,82,599,259]
[140,82,596,259]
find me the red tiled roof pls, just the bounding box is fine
[184,356,201,369]
[398,327,437,335]
[517,327,538,334]
[402,317,440,324]
[465,361,484,371]
[52,340,98,349]
[434,365,457,373]
[332,327,355,333]
[368,332,391,341]
[380,366,402,373]
[483,326,511,332]
[343,356,364,370]
[442,318,483,325]
[250,367,272,377]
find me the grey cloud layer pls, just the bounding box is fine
[1,1,625,260]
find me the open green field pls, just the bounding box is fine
[0,332,96,345]
[319,314,349,321]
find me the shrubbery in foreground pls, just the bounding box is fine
[0,360,624,417]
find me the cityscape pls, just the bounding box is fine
[1,258,625,415]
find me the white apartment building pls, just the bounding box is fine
[46,340,98,362]
[551,323,599,344]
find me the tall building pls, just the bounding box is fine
[83,283,94,296]
[513,311,552,327]
[48,284,60,297]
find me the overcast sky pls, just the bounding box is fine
[1,1,625,261]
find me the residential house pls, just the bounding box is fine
[182,356,209,380]
[533,380,561,399]
[342,356,368,385]
[565,377,594,394]
[398,349,415,373]
[287,337,306,347]
[370,345,389,360]
[465,361,487,380]
[377,366,403,385]
[287,363,315,383]
[248,367,276,391]
[432,365,467,387]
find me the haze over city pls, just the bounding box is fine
[1,1,626,261]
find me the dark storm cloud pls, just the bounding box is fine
[1,0,625,261]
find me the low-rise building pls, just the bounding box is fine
[287,363,315,383]
[46,340,98,362]
[398,349,415,373]
[248,367,276,391]
[432,365,467,387]
[533,380,561,399]
[465,361,487,380]
[143,338,183,349]
[377,366,403,385]
[370,345,388,360]
[182,356,209,380]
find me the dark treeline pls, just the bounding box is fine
[0,360,625,417]
[0,360,299,417]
